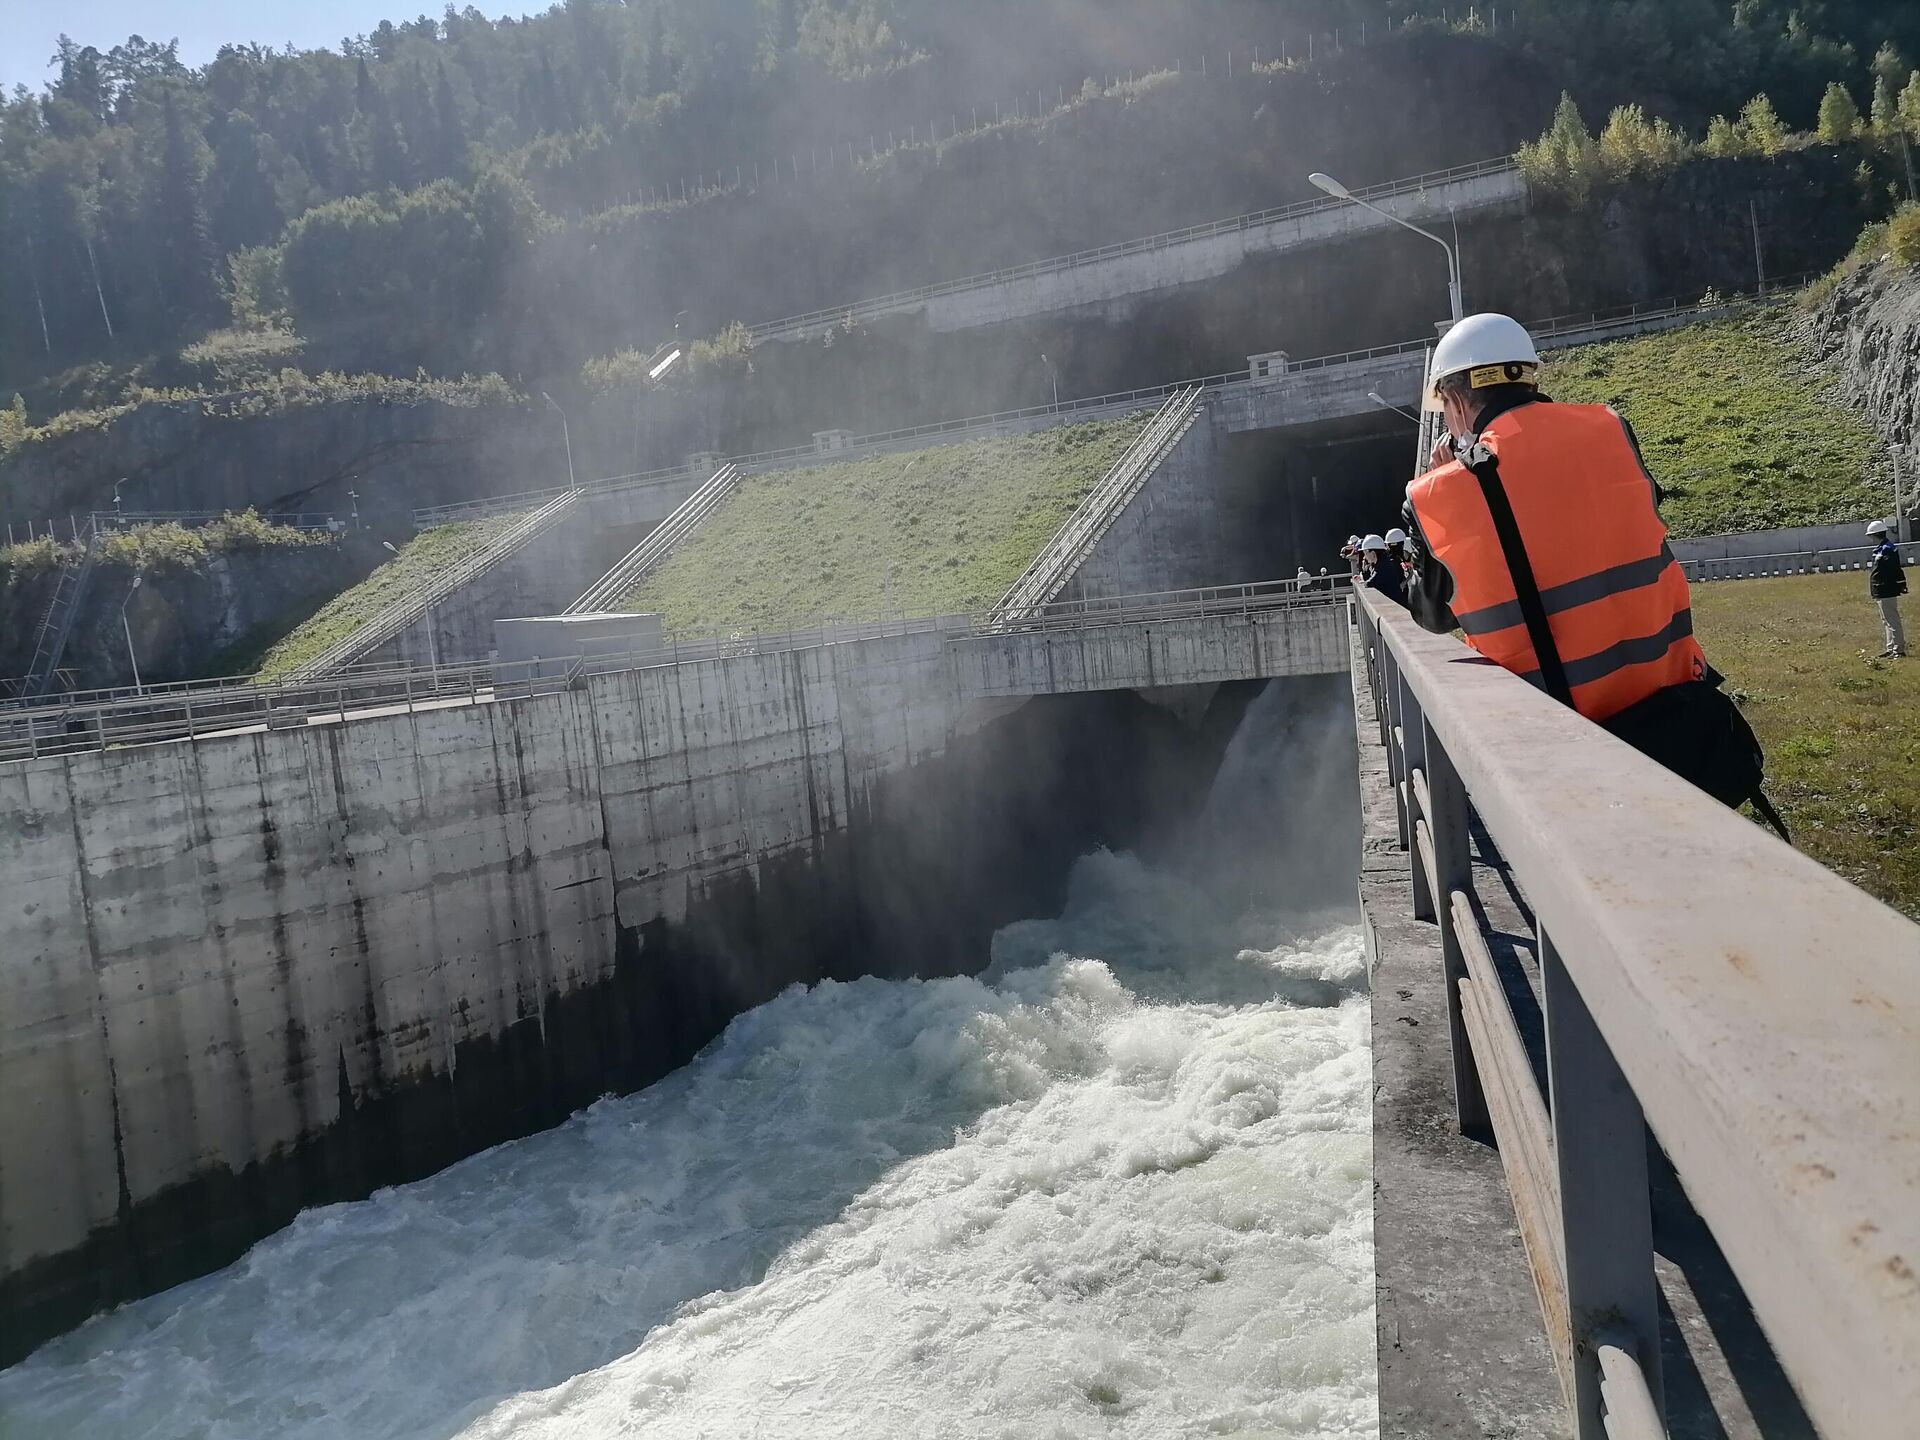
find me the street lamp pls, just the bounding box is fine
[120,576,143,694]
[1041,353,1059,408]
[1366,390,1421,424]
[112,478,126,521]
[541,392,578,491]
[1309,171,1465,323]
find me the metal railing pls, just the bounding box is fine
[1352,585,1920,1439]
[993,387,1204,622]
[417,278,1796,533]
[1683,540,1918,583]
[566,465,742,614]
[91,510,345,533]
[20,523,102,700]
[745,156,1520,343]
[279,489,584,683]
[1,580,1335,763]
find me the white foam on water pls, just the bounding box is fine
[0,684,1376,1440]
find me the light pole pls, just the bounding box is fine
[120,576,144,694]
[541,392,578,491]
[1041,353,1059,408]
[1310,171,1465,324]
[1366,390,1421,424]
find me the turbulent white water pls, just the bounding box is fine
[0,685,1375,1440]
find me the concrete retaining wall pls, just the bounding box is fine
[0,615,1345,1360]
[1671,519,1897,562]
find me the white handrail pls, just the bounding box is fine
[993,387,1204,622]
[282,489,583,682]
[566,466,741,614]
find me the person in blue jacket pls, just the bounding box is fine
[1868,519,1908,658]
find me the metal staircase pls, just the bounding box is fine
[566,465,742,615]
[21,525,103,699]
[282,489,584,683]
[990,386,1205,626]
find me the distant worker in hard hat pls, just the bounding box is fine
[1384,526,1411,577]
[1868,519,1908,658]
[1358,533,1407,606]
[1396,313,1785,833]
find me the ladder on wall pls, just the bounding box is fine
[21,525,103,699]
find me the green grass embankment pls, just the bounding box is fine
[255,517,512,679]
[1694,572,1920,919]
[626,418,1149,631]
[1548,308,1891,538]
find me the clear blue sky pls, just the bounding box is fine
[3,0,539,93]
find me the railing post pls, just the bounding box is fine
[1423,723,1492,1139]
[1399,673,1433,922]
[1542,928,1663,1435]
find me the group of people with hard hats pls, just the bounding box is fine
[1339,530,1411,608]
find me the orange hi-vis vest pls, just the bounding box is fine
[1407,402,1706,722]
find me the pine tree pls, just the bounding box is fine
[1739,94,1790,156]
[156,88,220,320]
[1818,82,1861,143]
[434,65,465,176]
[1902,72,1920,142]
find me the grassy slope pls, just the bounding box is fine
[1694,572,1920,919]
[627,418,1149,630]
[255,518,511,679]
[1547,309,1891,539]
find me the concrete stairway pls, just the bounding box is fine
[566,465,742,615]
[21,526,102,699]
[283,489,583,682]
[991,386,1205,625]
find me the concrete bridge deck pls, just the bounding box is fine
[746,157,1525,343]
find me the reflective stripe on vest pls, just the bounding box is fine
[1407,402,1706,722]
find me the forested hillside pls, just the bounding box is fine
[5,0,1920,402]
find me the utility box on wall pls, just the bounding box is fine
[494,613,666,677]
[1249,352,1290,384]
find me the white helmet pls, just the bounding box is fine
[1867,519,1893,536]
[1426,313,1541,411]
[1361,533,1388,553]
[1385,527,1409,545]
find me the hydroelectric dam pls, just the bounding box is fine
[2,413,1918,1435]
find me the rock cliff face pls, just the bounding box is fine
[1,537,380,691]
[1809,257,1920,473]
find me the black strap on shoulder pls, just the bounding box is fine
[1458,441,1574,708]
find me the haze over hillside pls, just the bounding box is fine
[5,0,1920,400]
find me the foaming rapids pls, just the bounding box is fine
[0,680,1375,1439]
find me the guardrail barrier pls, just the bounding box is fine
[1352,585,1919,1439]
[0,581,1335,763]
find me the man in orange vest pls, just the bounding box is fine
[1399,313,1705,723]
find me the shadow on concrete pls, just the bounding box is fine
[1461,824,1817,1440]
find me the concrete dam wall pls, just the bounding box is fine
[0,619,1345,1361]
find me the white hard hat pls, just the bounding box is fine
[1361,533,1388,552]
[1385,527,1409,545]
[1347,534,1362,546]
[1426,313,1541,410]
[1867,519,1893,536]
